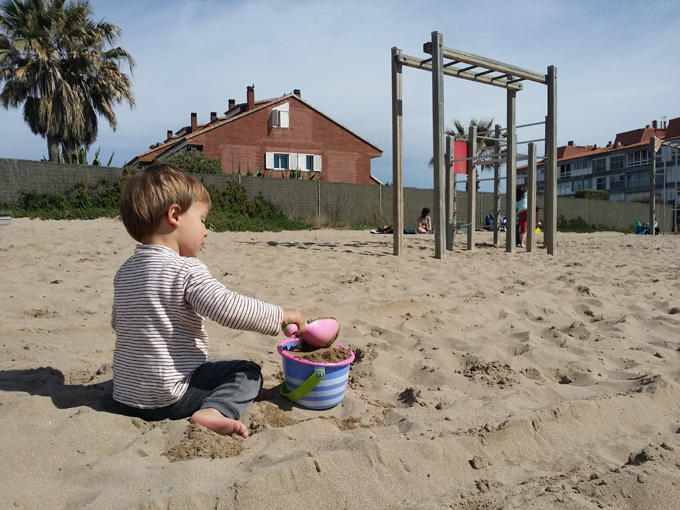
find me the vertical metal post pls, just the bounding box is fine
[650,136,657,235]
[506,89,517,253]
[391,46,404,255]
[545,65,557,254]
[467,125,477,250]
[527,142,536,252]
[445,135,454,251]
[493,124,501,245]
[431,31,446,259]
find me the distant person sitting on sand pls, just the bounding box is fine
[111,163,305,438]
[417,207,433,234]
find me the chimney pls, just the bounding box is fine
[293,89,301,98]
[567,140,574,146]
[210,111,217,122]
[615,141,622,148]
[652,120,658,129]
[228,99,235,110]
[190,112,197,133]
[166,130,173,141]
[247,85,254,110]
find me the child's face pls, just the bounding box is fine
[176,200,210,258]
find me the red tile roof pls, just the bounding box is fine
[665,118,680,140]
[614,127,666,147]
[553,118,678,163]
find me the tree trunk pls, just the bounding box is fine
[47,135,60,162]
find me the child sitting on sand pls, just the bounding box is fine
[417,207,433,234]
[111,163,305,438]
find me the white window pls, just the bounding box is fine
[264,153,290,170]
[592,158,607,173]
[627,150,649,168]
[270,103,290,129]
[266,152,322,172]
[299,154,323,172]
[557,182,572,195]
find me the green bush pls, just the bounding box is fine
[204,182,311,232]
[161,149,223,174]
[557,215,618,233]
[1,170,312,232]
[574,189,609,200]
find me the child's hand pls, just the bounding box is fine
[282,308,305,335]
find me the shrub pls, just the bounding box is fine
[204,182,311,232]
[574,190,609,200]
[1,171,312,232]
[161,149,223,174]
[557,215,617,233]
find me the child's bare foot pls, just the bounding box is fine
[190,408,248,438]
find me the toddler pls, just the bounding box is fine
[111,163,305,437]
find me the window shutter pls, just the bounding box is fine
[288,153,298,170]
[314,155,322,171]
[280,110,289,128]
[265,152,274,169]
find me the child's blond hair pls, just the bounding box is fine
[119,163,211,242]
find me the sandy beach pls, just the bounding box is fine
[1,218,679,509]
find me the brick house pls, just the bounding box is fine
[127,86,383,185]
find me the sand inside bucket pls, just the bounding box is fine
[288,342,352,363]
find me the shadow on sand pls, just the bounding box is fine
[0,366,119,414]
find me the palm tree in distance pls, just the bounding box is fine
[0,0,135,162]
[447,118,505,171]
[430,118,505,189]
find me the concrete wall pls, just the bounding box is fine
[1,158,672,232]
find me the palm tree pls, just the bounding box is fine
[428,118,506,191]
[446,118,505,170]
[0,0,135,162]
[430,118,504,166]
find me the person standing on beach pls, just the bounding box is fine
[111,163,305,437]
[517,185,528,248]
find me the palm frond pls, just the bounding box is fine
[0,0,135,161]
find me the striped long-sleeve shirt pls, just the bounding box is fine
[111,244,283,409]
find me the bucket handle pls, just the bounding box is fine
[280,368,326,402]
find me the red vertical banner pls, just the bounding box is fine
[453,141,468,174]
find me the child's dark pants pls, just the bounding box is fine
[116,359,263,421]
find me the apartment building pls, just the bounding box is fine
[521,117,680,203]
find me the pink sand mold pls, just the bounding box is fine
[283,318,340,348]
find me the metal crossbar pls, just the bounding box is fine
[499,121,546,131]
[517,138,545,145]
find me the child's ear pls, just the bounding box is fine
[166,204,182,227]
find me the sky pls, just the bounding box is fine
[1,0,679,191]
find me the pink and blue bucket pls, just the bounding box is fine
[277,339,354,410]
